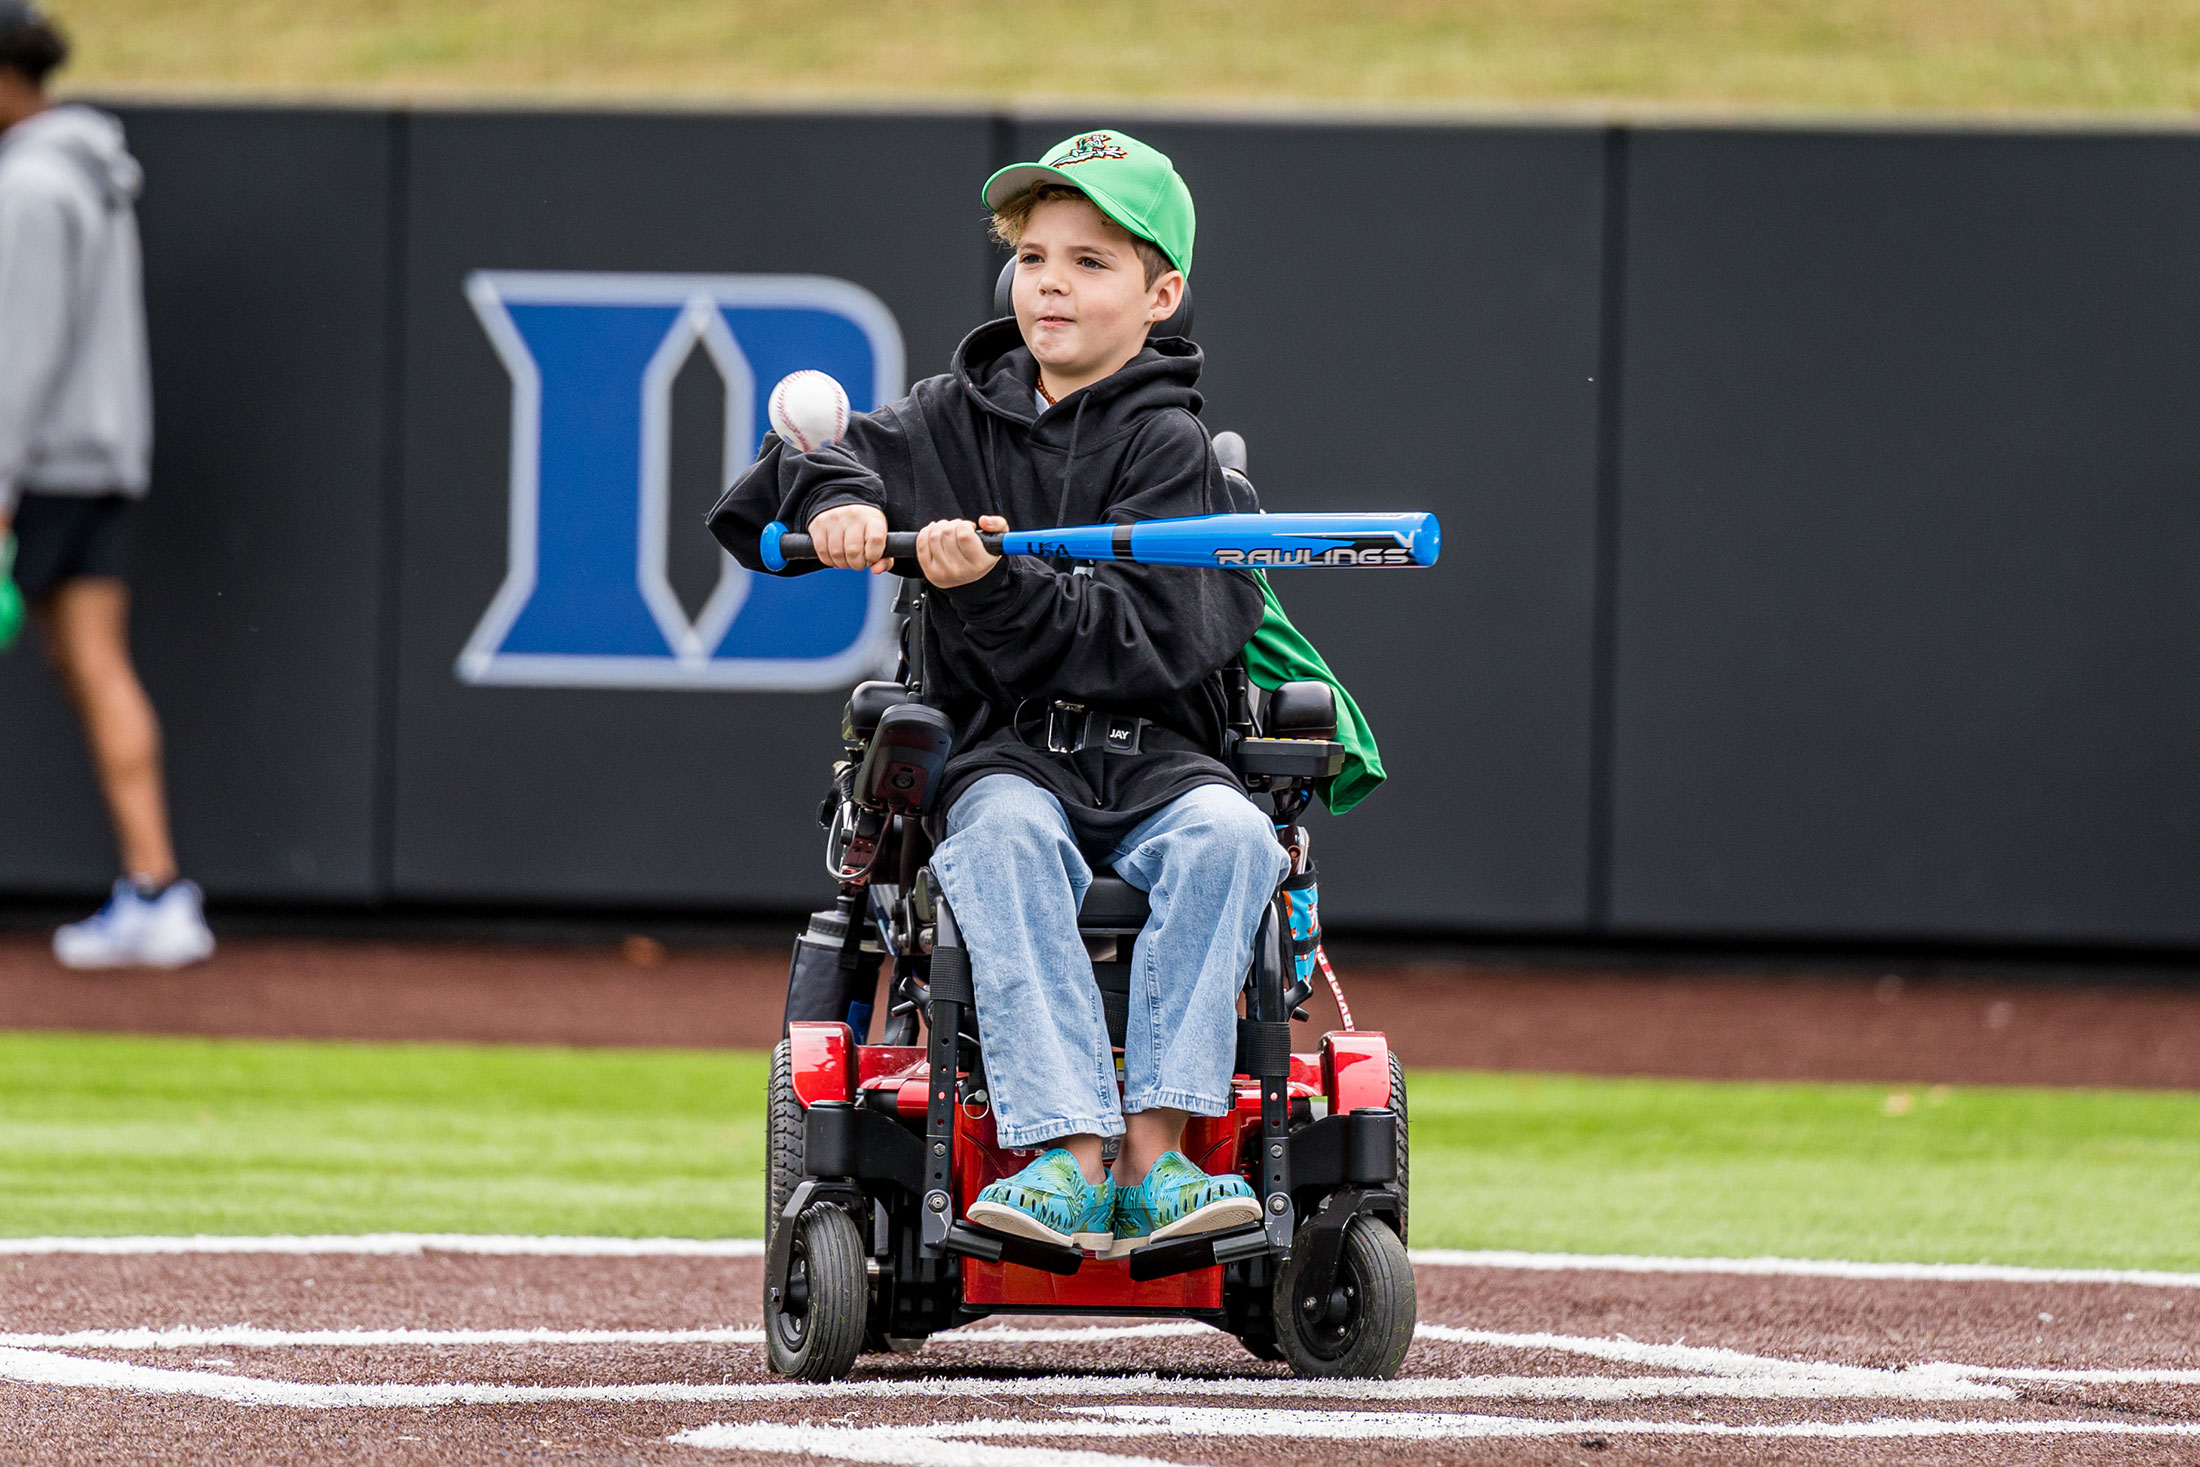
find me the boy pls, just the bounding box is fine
[711,131,1281,1255]
[0,2,213,969]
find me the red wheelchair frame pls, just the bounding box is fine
[781,1021,1401,1313]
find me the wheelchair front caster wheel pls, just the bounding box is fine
[1272,1214,1416,1378]
[765,1204,868,1380]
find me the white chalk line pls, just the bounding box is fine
[0,1326,768,1351]
[0,1332,2013,1408]
[0,1354,2015,1407]
[1956,1364,2200,1386]
[1414,1247,2200,1290]
[1045,1405,2200,1440]
[677,1407,2200,1458]
[1413,1328,2200,1394]
[14,1321,2187,1392]
[671,1423,1190,1467]
[0,1234,765,1258]
[0,1319,2181,1467]
[10,1320,2191,1395]
[0,1322,1210,1352]
[0,1347,808,1408]
[1415,1324,1924,1383]
[6,1236,2199,1290]
[0,1352,2013,1410]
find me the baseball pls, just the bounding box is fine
[768,369,851,453]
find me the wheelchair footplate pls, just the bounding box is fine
[944,1216,1272,1283]
[1123,1221,1271,1283]
[943,1219,1086,1277]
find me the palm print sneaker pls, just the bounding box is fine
[1110,1150,1262,1255]
[966,1148,1116,1251]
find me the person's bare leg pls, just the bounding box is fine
[1060,1134,1108,1186]
[36,579,178,885]
[1058,1108,1190,1186]
[1115,1107,1189,1185]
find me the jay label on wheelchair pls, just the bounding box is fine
[708,128,1426,1382]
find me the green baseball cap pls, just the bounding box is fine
[983,130,1196,277]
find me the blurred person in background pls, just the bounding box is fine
[0,3,211,968]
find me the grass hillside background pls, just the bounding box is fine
[47,0,2200,118]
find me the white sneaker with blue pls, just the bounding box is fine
[54,879,215,970]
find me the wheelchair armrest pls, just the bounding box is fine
[1233,737,1346,782]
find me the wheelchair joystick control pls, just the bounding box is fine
[855,704,955,816]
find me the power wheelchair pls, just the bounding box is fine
[762,278,1414,1383]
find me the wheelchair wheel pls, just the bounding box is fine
[1390,1050,1410,1243]
[1271,1213,1416,1379]
[765,1203,867,1380]
[766,1040,802,1250]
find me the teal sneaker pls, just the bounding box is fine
[1110,1151,1262,1256]
[966,1148,1116,1251]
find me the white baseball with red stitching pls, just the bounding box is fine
[767,370,851,453]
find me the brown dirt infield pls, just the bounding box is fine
[1,1247,2196,1465]
[1,931,2196,1088]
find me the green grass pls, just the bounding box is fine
[1408,1070,2200,1270]
[0,1032,767,1238]
[3,1031,2198,1269]
[49,0,2200,120]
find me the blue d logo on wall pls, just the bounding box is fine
[458,271,903,690]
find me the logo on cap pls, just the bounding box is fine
[1049,133,1129,168]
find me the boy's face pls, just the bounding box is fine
[1011,195,1185,390]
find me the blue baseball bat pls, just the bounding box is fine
[759,512,1440,573]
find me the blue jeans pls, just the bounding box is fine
[931,773,1291,1148]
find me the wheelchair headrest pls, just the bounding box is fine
[993,258,1194,341]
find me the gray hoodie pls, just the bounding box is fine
[0,104,151,518]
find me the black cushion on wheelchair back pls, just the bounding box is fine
[1210,430,1261,512]
[993,258,1194,340]
[1212,430,1248,474]
[1265,681,1338,740]
[1077,873,1151,931]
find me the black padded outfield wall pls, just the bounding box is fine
[5,104,2200,947]
[1605,129,2200,946]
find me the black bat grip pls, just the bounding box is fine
[768,530,1005,566]
[770,531,920,563]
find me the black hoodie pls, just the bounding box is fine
[708,318,1264,852]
